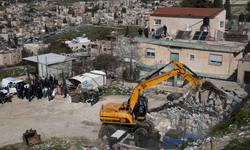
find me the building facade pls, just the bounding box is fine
[150,7,226,39]
[0,48,22,66]
[237,54,250,84]
[135,37,246,81]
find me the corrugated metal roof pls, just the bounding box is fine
[23,53,74,65]
[150,7,224,19]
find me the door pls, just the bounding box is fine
[170,52,179,62]
[170,53,179,87]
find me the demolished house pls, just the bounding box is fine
[145,80,249,148]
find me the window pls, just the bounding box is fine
[220,21,224,27]
[13,55,16,57]
[91,44,97,49]
[190,54,194,61]
[209,54,223,65]
[154,19,161,25]
[76,46,78,48]
[146,48,155,57]
[104,48,106,51]
[14,62,16,64]
[169,46,181,50]
[4,57,6,59]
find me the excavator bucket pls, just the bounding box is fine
[22,129,41,147]
[201,81,214,90]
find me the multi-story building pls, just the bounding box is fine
[0,48,22,66]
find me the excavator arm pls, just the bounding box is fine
[128,60,205,114]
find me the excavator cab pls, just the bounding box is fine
[133,95,148,121]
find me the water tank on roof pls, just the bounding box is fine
[185,24,190,31]
[203,17,209,26]
[239,14,244,22]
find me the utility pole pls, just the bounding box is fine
[37,54,39,77]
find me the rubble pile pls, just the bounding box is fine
[147,84,248,137]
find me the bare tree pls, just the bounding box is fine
[113,36,145,80]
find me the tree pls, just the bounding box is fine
[114,12,118,19]
[121,8,126,13]
[45,24,49,33]
[29,7,34,13]
[7,36,11,46]
[125,26,129,37]
[245,2,250,11]
[114,36,144,81]
[181,0,212,8]
[213,0,223,8]
[93,54,120,71]
[7,19,11,28]
[14,36,18,46]
[224,0,231,20]
[246,13,250,22]
[63,18,67,23]
[180,0,196,7]
[245,2,250,22]
[40,41,72,54]
[48,13,52,18]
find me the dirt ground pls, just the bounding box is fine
[0,93,165,147]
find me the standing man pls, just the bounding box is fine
[19,83,24,99]
[27,87,31,102]
[49,75,53,85]
[138,28,143,37]
[63,85,67,98]
[163,25,167,37]
[16,83,20,99]
[152,29,155,39]
[47,87,52,101]
[144,27,149,38]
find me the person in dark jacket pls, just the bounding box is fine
[47,87,52,101]
[144,27,149,38]
[54,78,58,85]
[19,83,24,99]
[31,83,36,97]
[49,75,53,85]
[36,85,42,99]
[63,85,67,98]
[16,83,20,99]
[25,87,29,99]
[163,25,167,37]
[27,87,32,102]
[138,28,143,37]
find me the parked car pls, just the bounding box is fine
[2,77,29,94]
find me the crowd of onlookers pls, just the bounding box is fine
[16,75,68,102]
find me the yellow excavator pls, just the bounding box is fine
[99,60,228,138]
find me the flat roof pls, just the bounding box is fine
[23,53,76,65]
[135,37,246,53]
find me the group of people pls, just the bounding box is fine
[138,25,167,39]
[16,75,68,102]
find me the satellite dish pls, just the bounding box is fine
[155,26,164,37]
[226,21,234,28]
[232,19,238,26]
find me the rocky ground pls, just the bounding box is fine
[0,79,249,150]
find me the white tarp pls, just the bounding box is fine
[68,70,106,89]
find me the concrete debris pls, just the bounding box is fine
[147,84,247,137]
